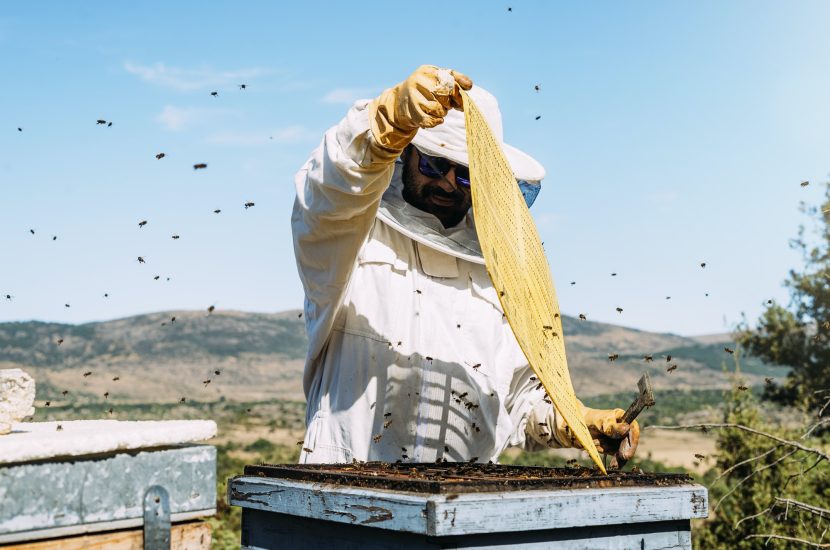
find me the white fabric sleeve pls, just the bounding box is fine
[291,99,397,363]
[503,337,586,451]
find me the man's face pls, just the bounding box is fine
[401,146,473,229]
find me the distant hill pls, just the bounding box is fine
[0,310,787,404]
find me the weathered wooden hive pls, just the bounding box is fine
[0,419,217,548]
[229,462,708,549]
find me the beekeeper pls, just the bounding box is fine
[292,65,639,466]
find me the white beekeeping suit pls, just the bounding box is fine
[291,67,635,464]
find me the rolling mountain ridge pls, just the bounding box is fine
[0,310,786,404]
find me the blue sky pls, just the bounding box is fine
[1,1,829,336]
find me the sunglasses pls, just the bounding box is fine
[415,148,471,187]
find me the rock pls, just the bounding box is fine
[0,369,36,435]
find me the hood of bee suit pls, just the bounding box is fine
[411,84,546,182]
[376,85,544,265]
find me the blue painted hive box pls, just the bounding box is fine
[229,462,708,549]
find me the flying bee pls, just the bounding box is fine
[156,153,165,160]
[214,370,221,376]
[96,119,106,125]
[65,304,70,308]
[468,456,479,463]
[535,115,541,120]
[61,390,69,396]
[154,276,160,280]
[56,424,63,431]
[180,397,186,403]
[52,235,57,241]
[383,419,392,429]
[104,392,109,399]
[542,325,553,330]
[107,122,112,127]
[29,229,34,235]
[667,364,678,373]
[724,347,734,354]
[193,163,207,170]
[384,412,392,417]
[373,434,382,443]
[112,376,120,381]
[45,401,50,407]
[570,281,575,285]
[4,294,12,300]
[138,220,147,228]
[534,84,540,92]
[239,84,247,90]
[83,371,92,377]
[244,201,255,209]
[765,377,773,384]
[210,91,218,97]
[616,307,623,314]
[608,353,619,361]
[207,305,215,315]
[737,385,748,391]
[666,355,672,362]
[172,235,180,239]
[426,356,433,362]
[296,440,304,446]
[801,180,809,187]
[643,355,653,362]
[471,363,481,371]
[303,447,313,453]
[611,273,617,276]
[578,314,587,320]
[700,262,706,268]
[213,209,221,214]
[203,379,211,387]
[529,376,537,381]
[694,453,705,460]
[57,339,64,345]
[137,256,145,263]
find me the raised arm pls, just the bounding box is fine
[291,65,473,362]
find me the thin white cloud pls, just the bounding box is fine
[124,62,273,92]
[155,105,235,131]
[205,125,318,146]
[322,87,375,105]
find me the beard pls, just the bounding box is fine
[401,159,471,229]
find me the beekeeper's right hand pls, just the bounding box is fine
[369,65,473,160]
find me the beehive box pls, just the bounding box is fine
[230,462,708,549]
[0,419,217,548]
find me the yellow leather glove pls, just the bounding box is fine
[527,402,640,468]
[368,65,473,162]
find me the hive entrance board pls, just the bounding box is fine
[460,90,604,473]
